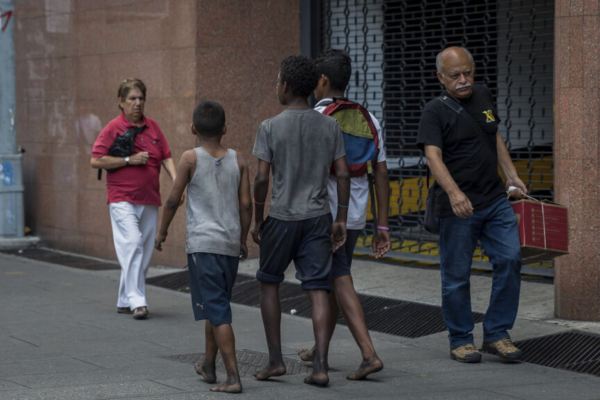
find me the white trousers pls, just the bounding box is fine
[109,202,158,310]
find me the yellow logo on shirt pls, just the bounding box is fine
[482,110,495,123]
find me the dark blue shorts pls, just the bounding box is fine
[331,229,361,280]
[257,214,333,291]
[187,252,239,325]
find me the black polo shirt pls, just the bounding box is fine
[417,84,506,218]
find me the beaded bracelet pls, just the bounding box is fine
[337,203,349,208]
[377,226,389,231]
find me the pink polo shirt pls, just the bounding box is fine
[92,112,172,205]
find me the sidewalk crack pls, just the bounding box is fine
[9,335,39,347]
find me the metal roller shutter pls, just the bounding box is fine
[320,0,555,276]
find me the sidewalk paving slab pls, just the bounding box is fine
[2,251,600,399]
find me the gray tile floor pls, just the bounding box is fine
[1,251,600,399]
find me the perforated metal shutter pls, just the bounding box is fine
[321,1,386,124]
[320,0,555,275]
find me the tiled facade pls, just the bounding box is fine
[554,0,600,320]
[14,0,299,266]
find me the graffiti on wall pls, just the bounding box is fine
[0,8,12,32]
[0,161,14,186]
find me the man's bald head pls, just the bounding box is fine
[436,46,476,99]
[436,47,474,75]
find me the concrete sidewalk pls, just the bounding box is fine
[1,251,600,399]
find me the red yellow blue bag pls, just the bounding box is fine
[320,97,379,177]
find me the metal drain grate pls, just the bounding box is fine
[145,267,191,292]
[514,331,600,377]
[162,349,311,377]
[1,249,120,271]
[148,271,485,339]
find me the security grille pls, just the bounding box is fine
[1,248,120,270]
[320,0,555,275]
[321,0,386,123]
[147,271,486,339]
[514,332,600,378]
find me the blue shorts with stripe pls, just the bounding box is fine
[187,252,239,325]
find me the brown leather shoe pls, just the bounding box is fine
[450,343,482,363]
[117,307,132,314]
[482,338,522,362]
[132,307,149,320]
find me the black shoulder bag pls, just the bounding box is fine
[97,125,147,180]
[424,168,439,234]
[423,95,479,233]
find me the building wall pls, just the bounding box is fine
[554,0,600,320]
[14,0,299,265]
[0,0,16,154]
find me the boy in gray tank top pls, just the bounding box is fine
[251,55,351,387]
[155,100,252,394]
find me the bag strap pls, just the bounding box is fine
[332,96,349,102]
[437,95,495,150]
[367,172,378,237]
[317,100,334,108]
[437,95,490,140]
[437,95,463,114]
[128,125,147,136]
[316,96,350,109]
[426,167,436,191]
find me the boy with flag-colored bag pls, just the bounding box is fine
[297,49,390,380]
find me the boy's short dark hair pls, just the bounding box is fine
[193,100,225,137]
[280,55,319,98]
[315,49,352,91]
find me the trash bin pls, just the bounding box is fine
[0,153,24,237]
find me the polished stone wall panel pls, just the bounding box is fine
[195,0,300,258]
[555,0,600,320]
[15,0,300,265]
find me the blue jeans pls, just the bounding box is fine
[438,197,521,350]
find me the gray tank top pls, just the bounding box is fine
[185,147,241,257]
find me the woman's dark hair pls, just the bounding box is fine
[193,100,226,137]
[117,78,147,110]
[279,55,319,98]
[315,49,352,91]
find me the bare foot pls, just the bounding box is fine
[304,372,329,387]
[346,355,384,380]
[298,347,315,363]
[253,364,286,380]
[194,362,216,384]
[210,381,242,393]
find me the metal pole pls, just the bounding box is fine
[0,0,15,154]
[0,0,24,239]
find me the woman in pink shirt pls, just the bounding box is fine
[91,78,177,320]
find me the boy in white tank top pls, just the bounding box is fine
[155,100,252,394]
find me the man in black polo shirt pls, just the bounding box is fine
[417,46,527,363]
